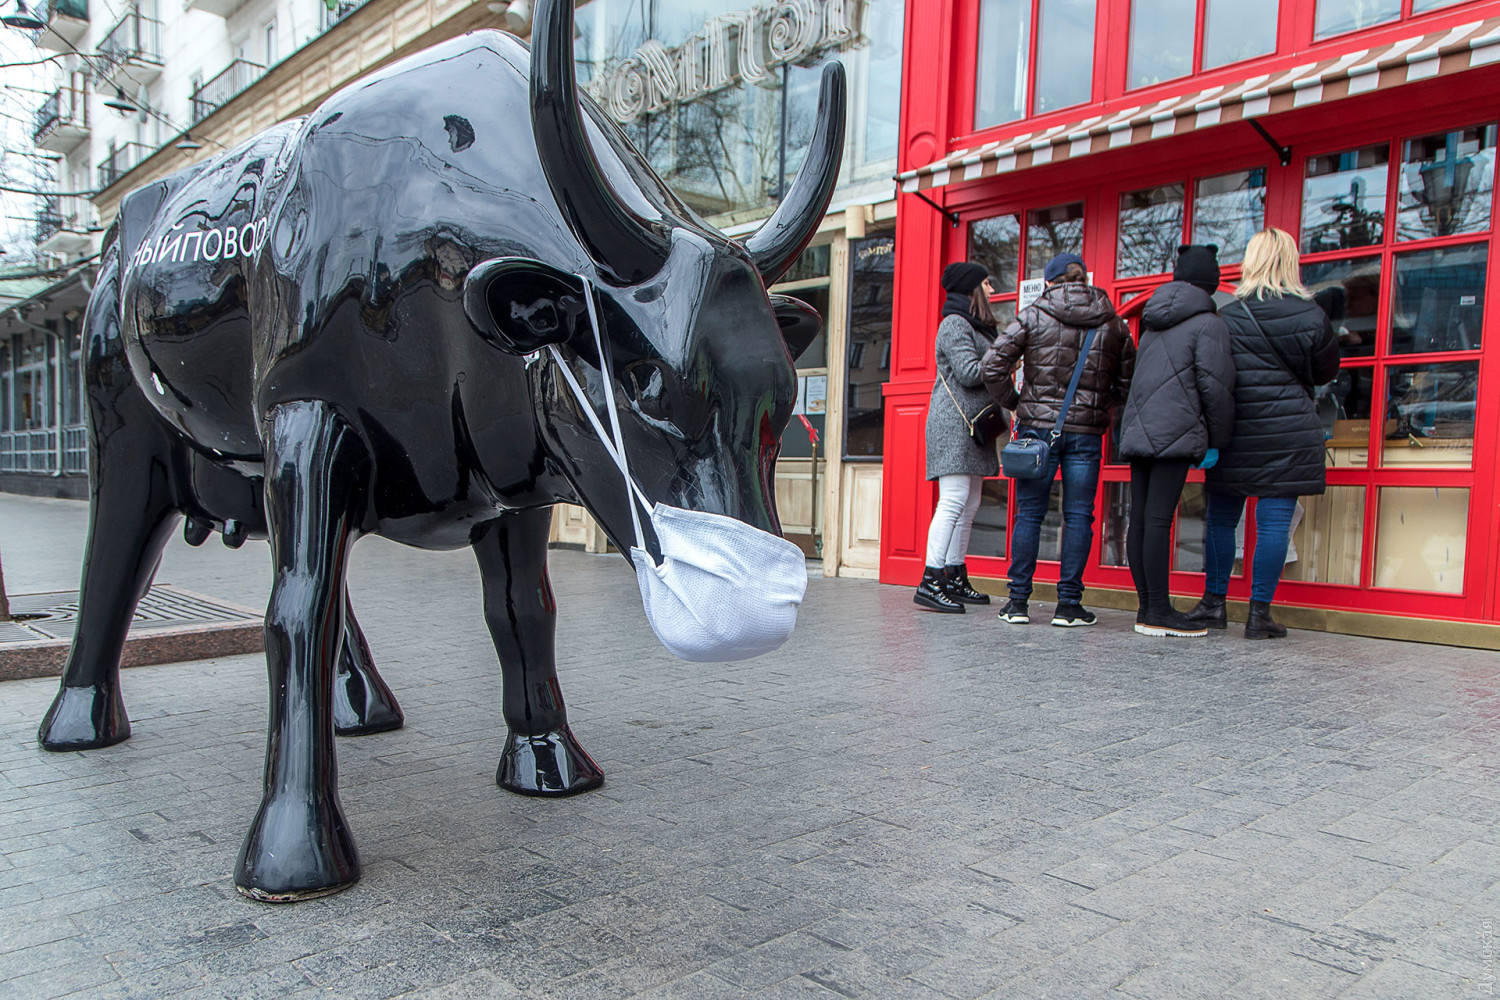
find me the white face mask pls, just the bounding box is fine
[546,279,806,662]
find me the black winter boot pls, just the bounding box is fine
[943,564,991,605]
[914,567,965,613]
[1244,600,1287,640]
[1184,592,1228,630]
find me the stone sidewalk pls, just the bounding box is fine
[1,492,1498,999]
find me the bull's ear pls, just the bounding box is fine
[771,293,822,364]
[464,257,587,354]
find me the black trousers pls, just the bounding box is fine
[1127,458,1193,615]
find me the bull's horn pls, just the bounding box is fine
[744,62,847,287]
[530,0,670,285]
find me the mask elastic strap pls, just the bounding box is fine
[544,278,649,552]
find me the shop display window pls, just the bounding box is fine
[1192,169,1267,264]
[845,235,895,460]
[968,213,1023,294]
[1303,256,1382,359]
[1375,486,1468,593]
[1102,482,1129,566]
[774,243,831,462]
[1027,202,1086,279]
[969,478,1011,558]
[1315,0,1401,39]
[973,0,1094,129]
[1128,0,1279,90]
[1390,244,1486,354]
[1282,488,1366,585]
[1303,145,1390,252]
[1382,360,1478,467]
[1398,125,1497,241]
[1172,484,1207,573]
[1117,183,1185,279]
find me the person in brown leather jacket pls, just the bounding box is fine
[980,253,1135,627]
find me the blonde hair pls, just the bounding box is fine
[1237,228,1311,300]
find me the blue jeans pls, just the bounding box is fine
[1204,493,1298,604]
[1008,431,1102,605]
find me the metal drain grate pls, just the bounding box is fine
[1,586,261,646]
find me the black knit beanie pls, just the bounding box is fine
[941,261,989,294]
[1173,244,1221,294]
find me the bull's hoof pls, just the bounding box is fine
[38,684,130,751]
[496,725,604,796]
[333,673,404,737]
[235,793,360,903]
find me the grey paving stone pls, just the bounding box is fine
[3,492,1500,999]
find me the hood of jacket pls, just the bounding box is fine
[1142,281,1216,332]
[1035,282,1119,328]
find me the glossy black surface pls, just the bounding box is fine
[37,0,844,901]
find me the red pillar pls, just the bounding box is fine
[881,0,960,585]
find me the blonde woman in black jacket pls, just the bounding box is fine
[1184,229,1340,639]
[1118,246,1236,638]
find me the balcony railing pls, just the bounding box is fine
[191,59,263,124]
[98,142,152,190]
[36,0,88,53]
[36,198,64,245]
[32,86,88,149]
[320,0,367,30]
[96,9,161,83]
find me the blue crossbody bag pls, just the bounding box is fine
[1000,326,1098,480]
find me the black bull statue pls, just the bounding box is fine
[37,0,845,901]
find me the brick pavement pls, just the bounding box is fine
[1,492,1498,999]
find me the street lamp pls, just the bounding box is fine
[175,134,204,151]
[103,87,139,115]
[0,0,45,30]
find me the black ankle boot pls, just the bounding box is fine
[1184,592,1228,630]
[1245,600,1286,640]
[914,567,965,613]
[943,564,990,605]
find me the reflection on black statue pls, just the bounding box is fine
[37,0,844,902]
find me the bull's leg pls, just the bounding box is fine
[236,400,364,902]
[473,508,603,796]
[39,369,180,751]
[333,595,404,736]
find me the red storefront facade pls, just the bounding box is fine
[885,0,1500,642]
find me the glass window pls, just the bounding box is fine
[1390,244,1486,355]
[975,0,1031,130]
[861,0,905,167]
[969,478,1011,558]
[1173,485,1207,573]
[1303,145,1389,253]
[844,235,895,459]
[1128,0,1195,89]
[1383,360,1478,467]
[1320,367,1375,468]
[1102,482,1129,566]
[969,214,1023,294]
[1203,0,1278,70]
[1117,183,1185,279]
[1303,256,1382,358]
[1315,0,1400,39]
[1374,486,1467,593]
[1282,488,1365,585]
[1193,169,1267,265]
[1035,0,1095,114]
[1413,0,1471,8]
[1026,202,1085,280]
[1398,125,1497,241]
[1037,488,1065,562]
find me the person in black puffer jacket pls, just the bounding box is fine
[1183,229,1340,640]
[1119,245,1235,638]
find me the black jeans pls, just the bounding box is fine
[1126,458,1192,616]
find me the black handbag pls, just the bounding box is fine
[938,368,1010,447]
[1000,326,1098,480]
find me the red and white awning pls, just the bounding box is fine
[897,15,1500,193]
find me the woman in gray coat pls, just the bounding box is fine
[916,262,1017,612]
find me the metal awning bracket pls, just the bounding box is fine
[901,183,960,227]
[1247,119,1292,166]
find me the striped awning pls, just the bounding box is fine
[898,14,1500,193]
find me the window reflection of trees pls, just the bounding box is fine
[1116,185,1184,278]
